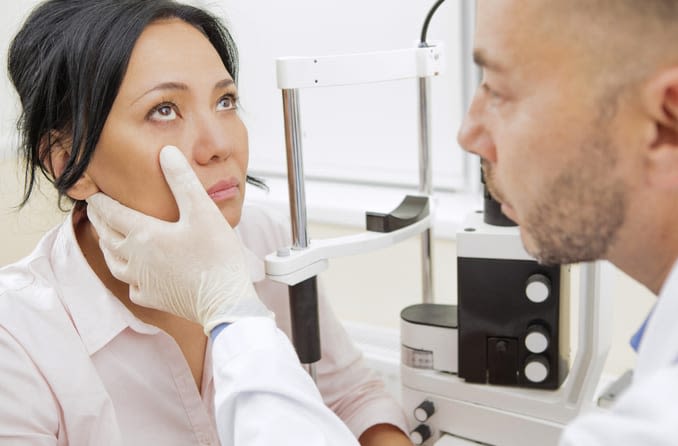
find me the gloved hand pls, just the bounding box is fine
[86,145,273,334]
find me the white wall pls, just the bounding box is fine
[0,1,37,156]
[215,0,465,191]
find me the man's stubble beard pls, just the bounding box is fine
[480,125,626,266]
[522,129,627,265]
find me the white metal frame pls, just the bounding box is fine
[266,45,444,291]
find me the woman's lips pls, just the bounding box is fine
[207,179,239,202]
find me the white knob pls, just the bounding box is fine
[525,326,549,354]
[524,356,549,383]
[525,274,551,303]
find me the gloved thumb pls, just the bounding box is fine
[159,145,216,219]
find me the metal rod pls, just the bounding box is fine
[418,77,433,196]
[282,88,320,383]
[282,88,309,249]
[418,76,434,304]
[304,364,318,382]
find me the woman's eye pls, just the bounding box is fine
[217,95,237,111]
[149,104,177,121]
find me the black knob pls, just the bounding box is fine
[409,424,432,445]
[414,400,435,422]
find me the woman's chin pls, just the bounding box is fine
[222,207,242,228]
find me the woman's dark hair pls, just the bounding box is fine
[8,0,265,209]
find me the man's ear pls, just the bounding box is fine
[46,134,100,200]
[643,67,678,191]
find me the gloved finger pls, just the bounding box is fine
[86,192,147,236]
[129,284,141,302]
[158,145,219,218]
[129,285,156,310]
[97,231,128,266]
[129,284,167,313]
[99,243,136,287]
[87,203,125,246]
[87,205,138,265]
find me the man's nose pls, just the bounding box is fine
[457,90,496,163]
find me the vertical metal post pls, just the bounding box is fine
[281,88,320,382]
[566,262,612,407]
[282,89,310,250]
[418,75,434,304]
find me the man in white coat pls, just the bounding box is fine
[457,1,678,444]
[88,0,678,444]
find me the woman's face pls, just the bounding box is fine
[84,18,248,226]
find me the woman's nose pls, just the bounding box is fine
[191,115,236,165]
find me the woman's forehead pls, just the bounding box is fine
[118,18,231,101]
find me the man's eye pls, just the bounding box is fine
[149,103,177,121]
[217,95,237,111]
[481,83,501,100]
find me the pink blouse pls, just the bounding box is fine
[0,204,407,445]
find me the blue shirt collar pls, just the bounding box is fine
[630,305,656,352]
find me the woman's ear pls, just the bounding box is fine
[46,134,100,200]
[66,171,99,201]
[643,67,678,191]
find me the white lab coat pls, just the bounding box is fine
[211,317,359,446]
[559,260,678,445]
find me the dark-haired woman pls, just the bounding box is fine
[0,0,410,444]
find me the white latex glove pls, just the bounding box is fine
[86,145,272,334]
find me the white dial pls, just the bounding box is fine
[525,274,551,303]
[524,357,549,383]
[525,326,549,354]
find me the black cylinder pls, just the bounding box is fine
[288,276,321,364]
[481,168,516,227]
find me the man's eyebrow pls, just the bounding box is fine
[133,78,235,104]
[473,49,504,72]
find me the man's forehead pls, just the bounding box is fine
[474,1,573,75]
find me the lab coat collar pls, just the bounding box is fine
[51,210,160,356]
[635,257,678,377]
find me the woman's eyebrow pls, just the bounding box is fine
[132,82,188,104]
[214,78,234,90]
[132,79,234,105]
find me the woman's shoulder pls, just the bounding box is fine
[0,227,73,341]
[0,258,66,329]
[238,202,292,254]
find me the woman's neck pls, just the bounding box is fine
[74,211,207,390]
